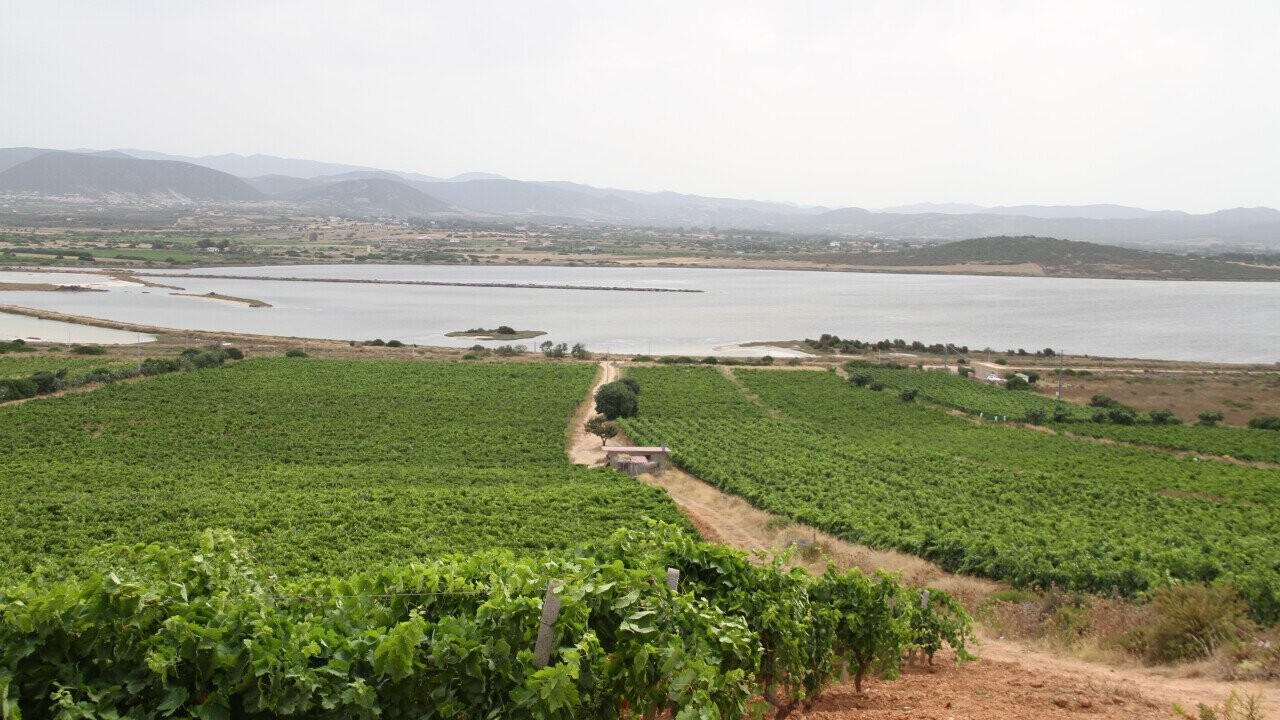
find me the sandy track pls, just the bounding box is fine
[567,360,617,466]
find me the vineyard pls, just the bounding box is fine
[620,366,1280,619]
[848,364,1279,462]
[0,523,972,718]
[0,358,683,582]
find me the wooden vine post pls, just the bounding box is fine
[533,580,563,669]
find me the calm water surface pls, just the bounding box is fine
[1,265,1277,362]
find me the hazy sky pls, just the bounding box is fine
[4,1,1278,212]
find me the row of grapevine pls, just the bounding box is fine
[1057,421,1280,463]
[621,366,1280,619]
[0,524,972,718]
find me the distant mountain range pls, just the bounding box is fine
[0,150,262,202]
[1,146,1278,249]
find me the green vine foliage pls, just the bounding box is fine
[0,524,971,719]
[620,366,1280,621]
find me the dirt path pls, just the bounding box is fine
[564,366,1279,718]
[567,360,617,466]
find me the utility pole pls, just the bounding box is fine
[136,333,142,373]
[1056,349,1064,401]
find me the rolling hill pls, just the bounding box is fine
[831,236,1280,280]
[0,151,263,201]
[283,178,454,216]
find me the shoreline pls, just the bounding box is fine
[1,303,1274,371]
[6,259,1280,284]
[132,271,704,293]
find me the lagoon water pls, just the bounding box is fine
[1,265,1277,362]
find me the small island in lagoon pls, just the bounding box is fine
[446,325,547,341]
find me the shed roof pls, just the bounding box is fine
[603,446,668,455]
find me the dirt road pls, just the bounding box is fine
[567,360,618,466]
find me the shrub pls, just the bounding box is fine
[1006,375,1030,391]
[1247,416,1280,431]
[71,345,107,355]
[285,349,309,358]
[29,371,57,394]
[701,356,719,365]
[1025,371,1040,384]
[386,340,405,348]
[850,373,871,387]
[183,350,228,370]
[141,358,180,375]
[994,358,1008,365]
[1025,408,1047,424]
[619,377,640,395]
[631,355,654,363]
[1124,584,1252,663]
[222,347,245,361]
[1148,409,1180,425]
[759,355,775,366]
[571,343,590,360]
[868,382,885,392]
[899,388,918,402]
[495,325,516,335]
[0,378,37,401]
[1107,408,1137,425]
[364,339,386,346]
[1198,411,1225,427]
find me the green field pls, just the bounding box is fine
[621,366,1280,619]
[0,358,683,582]
[849,364,1091,419]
